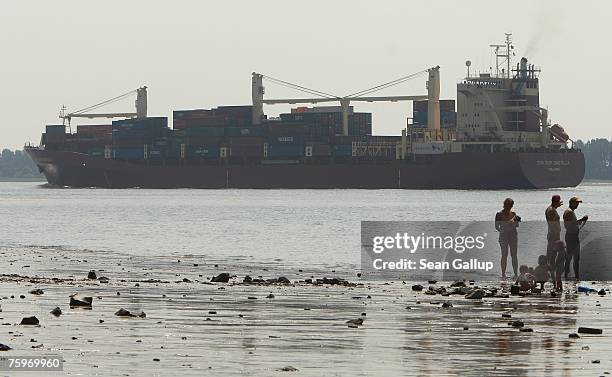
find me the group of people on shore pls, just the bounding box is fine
[495,195,588,291]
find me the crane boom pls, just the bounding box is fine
[61,86,147,125]
[253,68,440,136]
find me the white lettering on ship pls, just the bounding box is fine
[536,160,570,166]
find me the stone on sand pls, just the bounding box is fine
[20,316,39,325]
[211,273,230,283]
[50,307,62,317]
[70,296,93,307]
[577,327,603,335]
[465,289,485,300]
[115,308,146,318]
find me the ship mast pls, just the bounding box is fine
[489,33,514,79]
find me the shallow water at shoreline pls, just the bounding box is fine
[1,245,611,376]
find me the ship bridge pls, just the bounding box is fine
[453,34,566,153]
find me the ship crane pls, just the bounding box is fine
[251,67,441,136]
[60,87,148,128]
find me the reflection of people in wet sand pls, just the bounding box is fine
[563,197,588,280]
[545,195,563,273]
[495,198,520,279]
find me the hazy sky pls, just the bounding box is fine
[1,0,610,149]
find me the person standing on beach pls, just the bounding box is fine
[495,198,520,279]
[545,195,563,271]
[563,197,588,280]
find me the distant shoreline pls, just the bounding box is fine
[0,178,610,185]
[0,177,45,182]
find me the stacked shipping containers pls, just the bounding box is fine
[111,117,169,160]
[412,100,456,128]
[173,106,254,160]
[65,105,386,162]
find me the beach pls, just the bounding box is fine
[1,244,610,376]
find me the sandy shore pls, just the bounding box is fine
[0,245,611,376]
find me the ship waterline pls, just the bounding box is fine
[25,148,584,189]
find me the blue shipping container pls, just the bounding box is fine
[89,149,104,157]
[189,146,219,158]
[113,148,144,160]
[333,145,352,156]
[412,111,427,126]
[112,117,168,130]
[225,127,262,137]
[46,125,65,134]
[112,129,165,140]
[268,144,304,157]
[268,136,304,145]
[185,127,225,137]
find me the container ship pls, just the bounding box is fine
[25,35,584,189]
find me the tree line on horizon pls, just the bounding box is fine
[1,139,612,180]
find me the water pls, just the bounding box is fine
[1,182,611,376]
[2,181,612,267]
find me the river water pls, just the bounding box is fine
[0,181,611,376]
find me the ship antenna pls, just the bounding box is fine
[489,33,514,79]
[505,33,513,79]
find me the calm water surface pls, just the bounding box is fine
[2,181,612,267]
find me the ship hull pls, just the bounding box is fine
[25,148,585,189]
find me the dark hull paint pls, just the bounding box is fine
[25,148,585,189]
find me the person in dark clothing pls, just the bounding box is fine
[545,195,563,272]
[495,198,520,279]
[563,197,588,280]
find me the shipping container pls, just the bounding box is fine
[112,139,148,148]
[88,149,105,157]
[224,127,262,137]
[188,146,220,158]
[173,109,213,120]
[113,148,144,160]
[184,127,225,137]
[112,117,167,130]
[267,144,304,157]
[230,145,262,157]
[333,144,353,156]
[112,129,167,140]
[43,133,67,144]
[184,136,224,146]
[46,125,66,134]
[310,143,332,156]
[77,124,112,135]
[229,136,263,147]
[268,135,304,145]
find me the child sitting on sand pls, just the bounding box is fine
[516,265,535,291]
[533,255,550,290]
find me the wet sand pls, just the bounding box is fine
[0,245,611,376]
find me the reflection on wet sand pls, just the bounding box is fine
[0,245,610,376]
